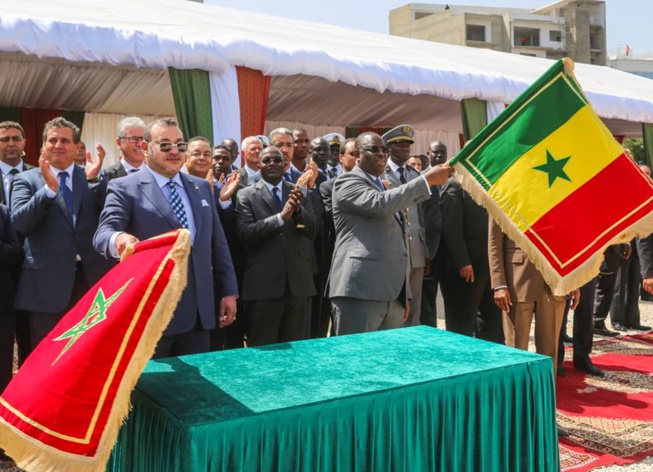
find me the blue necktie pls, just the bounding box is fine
[283,172,292,183]
[374,178,385,191]
[58,172,73,220]
[272,187,283,212]
[167,180,188,229]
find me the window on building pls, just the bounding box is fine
[549,30,561,42]
[466,24,486,42]
[514,27,540,47]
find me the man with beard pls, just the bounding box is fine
[329,132,452,334]
[94,118,237,358]
[103,117,146,180]
[235,146,318,346]
[0,121,35,206]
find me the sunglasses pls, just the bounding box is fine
[360,146,388,154]
[261,156,284,164]
[152,141,189,153]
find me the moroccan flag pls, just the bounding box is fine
[0,229,191,472]
[451,58,653,295]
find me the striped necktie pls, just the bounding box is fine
[167,180,188,229]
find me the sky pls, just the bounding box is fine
[206,0,650,57]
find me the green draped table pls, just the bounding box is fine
[108,326,558,471]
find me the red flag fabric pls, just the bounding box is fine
[0,229,191,471]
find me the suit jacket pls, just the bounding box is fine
[101,161,128,181]
[488,217,564,303]
[384,164,428,267]
[637,234,653,279]
[94,169,238,335]
[12,166,114,313]
[440,177,490,276]
[0,205,22,313]
[235,179,318,301]
[236,166,249,187]
[329,165,430,301]
[0,162,35,206]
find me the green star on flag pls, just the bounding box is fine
[533,150,572,188]
[52,279,133,365]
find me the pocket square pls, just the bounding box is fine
[201,199,210,207]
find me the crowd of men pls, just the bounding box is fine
[1,116,653,443]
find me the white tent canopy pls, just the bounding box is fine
[0,0,651,154]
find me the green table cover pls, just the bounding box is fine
[108,326,558,471]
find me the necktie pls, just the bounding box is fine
[58,172,74,220]
[328,167,338,179]
[7,168,19,205]
[283,172,292,183]
[397,167,406,184]
[374,178,385,191]
[272,187,283,212]
[167,180,188,229]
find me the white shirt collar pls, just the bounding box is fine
[50,162,76,179]
[245,165,258,177]
[121,158,142,173]
[0,160,24,175]
[387,159,403,174]
[145,165,182,189]
[262,179,283,195]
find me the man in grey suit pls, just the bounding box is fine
[102,117,146,180]
[94,118,238,358]
[329,132,453,335]
[382,125,429,327]
[235,146,318,346]
[12,117,113,349]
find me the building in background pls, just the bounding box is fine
[608,47,653,80]
[389,0,606,65]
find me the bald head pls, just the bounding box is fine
[428,140,447,166]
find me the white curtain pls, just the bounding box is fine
[486,101,506,124]
[264,121,346,142]
[81,112,172,167]
[209,67,242,167]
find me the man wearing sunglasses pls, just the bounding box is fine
[235,146,318,347]
[102,117,146,181]
[329,132,453,335]
[94,118,238,358]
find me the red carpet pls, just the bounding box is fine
[557,334,653,471]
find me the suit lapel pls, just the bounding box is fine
[384,166,401,189]
[180,173,203,237]
[138,170,179,229]
[72,166,85,224]
[0,172,6,205]
[255,180,279,214]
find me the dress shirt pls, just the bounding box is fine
[262,179,285,227]
[121,159,142,174]
[44,163,75,198]
[387,160,431,194]
[0,160,24,203]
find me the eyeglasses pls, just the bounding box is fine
[151,141,189,153]
[359,146,388,154]
[119,136,145,144]
[273,142,293,149]
[261,156,284,164]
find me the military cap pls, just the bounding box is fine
[323,132,345,147]
[382,125,415,145]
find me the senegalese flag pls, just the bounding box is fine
[0,229,191,472]
[451,58,653,295]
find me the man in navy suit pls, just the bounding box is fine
[12,117,113,349]
[94,118,238,358]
